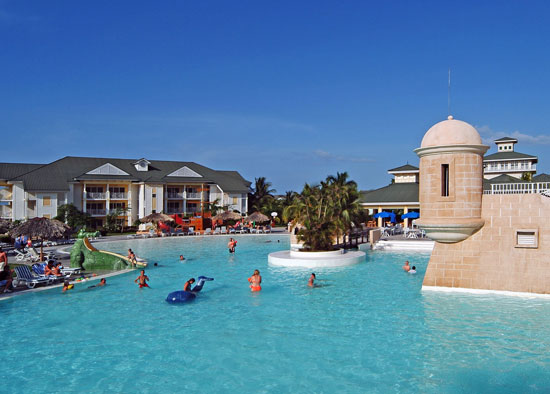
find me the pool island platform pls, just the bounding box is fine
[268,249,365,268]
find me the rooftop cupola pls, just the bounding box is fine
[414,116,489,243]
[133,158,151,172]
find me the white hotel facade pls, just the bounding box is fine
[0,157,250,227]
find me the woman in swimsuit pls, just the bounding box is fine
[248,269,262,292]
[183,278,195,292]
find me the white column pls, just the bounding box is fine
[83,183,87,213]
[106,183,110,214]
[138,184,145,218]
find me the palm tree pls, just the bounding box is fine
[248,177,276,213]
[283,173,363,251]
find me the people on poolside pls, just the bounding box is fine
[52,262,64,277]
[44,261,55,276]
[128,249,137,266]
[183,278,195,291]
[308,273,316,287]
[134,270,150,288]
[228,238,237,253]
[248,269,262,292]
[0,250,13,293]
[402,261,410,272]
[62,280,74,292]
[89,278,106,288]
[409,266,417,274]
[179,255,185,261]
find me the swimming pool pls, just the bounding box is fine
[2,234,550,393]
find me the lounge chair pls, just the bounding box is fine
[28,247,58,261]
[14,265,52,289]
[204,228,212,235]
[265,225,272,233]
[213,228,221,235]
[188,227,197,235]
[220,226,228,234]
[14,249,37,262]
[175,228,184,236]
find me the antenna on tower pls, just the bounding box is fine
[448,68,451,116]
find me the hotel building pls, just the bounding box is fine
[0,157,250,227]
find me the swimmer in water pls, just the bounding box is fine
[402,261,410,272]
[179,255,185,261]
[228,238,237,254]
[62,280,74,293]
[308,273,316,287]
[248,269,262,292]
[134,270,150,288]
[409,266,417,274]
[88,278,106,288]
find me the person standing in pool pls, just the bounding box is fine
[308,273,316,287]
[402,261,410,272]
[228,238,237,254]
[248,269,261,292]
[134,270,150,288]
[128,249,137,267]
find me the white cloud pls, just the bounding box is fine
[313,149,374,163]
[477,125,550,145]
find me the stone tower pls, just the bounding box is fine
[414,116,489,243]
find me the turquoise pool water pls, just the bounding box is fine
[2,234,550,393]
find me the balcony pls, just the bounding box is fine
[166,208,181,214]
[87,209,106,216]
[0,190,12,201]
[483,181,550,195]
[86,192,106,200]
[484,163,536,173]
[0,207,12,218]
[167,193,184,199]
[109,192,127,199]
[186,192,202,199]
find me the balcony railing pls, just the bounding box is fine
[186,192,202,199]
[0,190,12,200]
[87,209,106,215]
[86,192,106,199]
[166,208,182,214]
[484,163,536,173]
[484,182,550,195]
[167,193,184,199]
[109,192,127,199]
[0,207,12,218]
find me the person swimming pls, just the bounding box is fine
[409,266,417,274]
[88,278,106,288]
[62,280,74,293]
[248,269,262,292]
[308,273,316,287]
[179,255,185,261]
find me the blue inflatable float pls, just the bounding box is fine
[166,276,213,304]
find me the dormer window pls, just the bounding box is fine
[133,158,151,172]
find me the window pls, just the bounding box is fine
[110,202,126,210]
[441,164,449,197]
[43,196,51,206]
[86,186,104,193]
[232,197,238,205]
[43,214,51,219]
[152,193,156,198]
[515,229,538,248]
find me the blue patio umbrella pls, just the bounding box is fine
[373,211,396,223]
[402,211,420,219]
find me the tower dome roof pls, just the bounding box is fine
[421,116,482,148]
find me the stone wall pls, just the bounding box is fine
[423,194,550,294]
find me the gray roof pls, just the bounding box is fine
[0,163,43,181]
[483,174,522,190]
[484,151,537,161]
[6,156,251,192]
[360,182,419,204]
[494,137,517,143]
[388,164,419,173]
[533,173,550,182]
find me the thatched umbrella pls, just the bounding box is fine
[140,213,174,224]
[10,217,71,261]
[246,211,269,223]
[212,211,243,221]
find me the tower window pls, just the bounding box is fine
[441,164,450,197]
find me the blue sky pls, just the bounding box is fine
[1,1,549,193]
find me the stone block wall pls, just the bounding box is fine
[423,194,550,294]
